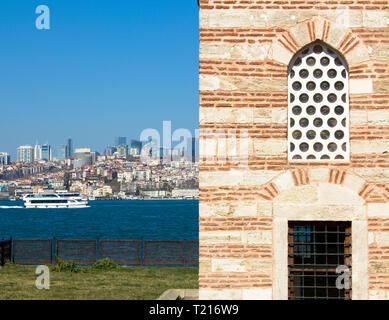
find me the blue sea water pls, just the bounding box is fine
[0,200,198,240]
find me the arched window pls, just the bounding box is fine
[288,41,349,161]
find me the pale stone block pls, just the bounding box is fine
[200,43,271,61]
[369,261,389,274]
[273,171,295,192]
[212,259,246,273]
[289,23,310,48]
[327,23,348,49]
[363,11,389,28]
[272,108,287,124]
[244,230,272,245]
[274,185,319,205]
[371,45,389,61]
[246,259,272,273]
[200,138,217,157]
[345,45,370,65]
[367,204,389,218]
[374,80,389,93]
[354,168,389,183]
[199,202,232,217]
[319,184,364,205]
[200,171,279,188]
[199,75,220,91]
[310,168,329,183]
[368,232,375,245]
[343,174,366,195]
[199,259,212,273]
[349,79,373,94]
[258,200,273,217]
[368,111,389,126]
[242,288,272,300]
[273,218,288,300]
[235,203,258,217]
[369,290,389,300]
[352,220,368,300]
[200,231,243,244]
[350,110,367,126]
[271,43,292,65]
[351,141,389,154]
[253,140,287,156]
[199,289,242,300]
[274,204,365,220]
[254,108,272,124]
[374,232,389,246]
[200,108,254,124]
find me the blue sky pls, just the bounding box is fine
[0,1,199,159]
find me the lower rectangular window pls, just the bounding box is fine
[288,221,352,300]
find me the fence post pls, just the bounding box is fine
[96,238,99,262]
[140,239,143,266]
[184,239,186,268]
[53,236,56,264]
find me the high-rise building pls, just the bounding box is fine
[74,148,92,168]
[41,144,51,161]
[115,137,127,146]
[67,137,73,158]
[130,140,142,156]
[117,145,128,158]
[17,146,34,163]
[105,146,117,156]
[185,137,198,162]
[57,144,68,161]
[0,152,10,165]
[34,144,42,160]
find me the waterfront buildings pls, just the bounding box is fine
[0,153,10,165]
[115,137,127,147]
[57,144,68,161]
[67,137,73,158]
[41,144,52,161]
[17,146,34,163]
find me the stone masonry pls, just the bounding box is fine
[199,0,389,299]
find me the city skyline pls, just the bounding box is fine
[0,1,199,161]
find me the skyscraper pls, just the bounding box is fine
[41,144,51,161]
[67,137,73,158]
[57,145,68,161]
[17,146,34,163]
[34,144,42,160]
[115,137,127,146]
[130,140,142,156]
[0,153,10,165]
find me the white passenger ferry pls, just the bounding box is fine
[23,194,89,209]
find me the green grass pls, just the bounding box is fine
[0,263,198,300]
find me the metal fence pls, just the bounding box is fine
[6,238,198,267]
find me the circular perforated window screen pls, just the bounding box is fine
[288,41,349,161]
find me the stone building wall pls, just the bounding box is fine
[198,0,389,299]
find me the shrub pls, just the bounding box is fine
[53,257,81,273]
[92,258,118,270]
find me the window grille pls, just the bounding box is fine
[288,41,349,161]
[288,221,352,300]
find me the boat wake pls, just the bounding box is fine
[0,206,24,209]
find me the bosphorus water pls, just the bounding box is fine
[0,200,198,240]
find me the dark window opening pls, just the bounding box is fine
[288,221,352,300]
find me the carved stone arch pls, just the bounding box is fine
[271,16,370,66]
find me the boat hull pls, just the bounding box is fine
[24,201,89,209]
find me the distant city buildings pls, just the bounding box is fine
[17,145,34,163]
[34,144,42,160]
[115,137,127,146]
[0,152,10,165]
[57,144,68,161]
[74,148,93,169]
[105,146,117,156]
[67,137,73,158]
[41,144,52,161]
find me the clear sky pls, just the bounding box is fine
[0,0,199,159]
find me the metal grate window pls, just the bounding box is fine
[288,221,352,300]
